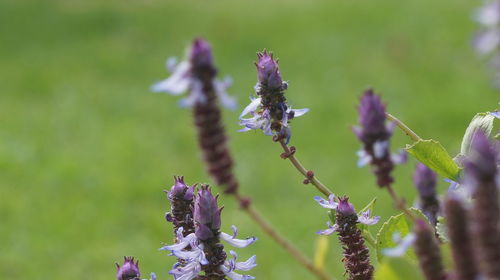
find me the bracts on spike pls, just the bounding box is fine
[166,176,196,236]
[444,196,478,280]
[190,40,239,195]
[466,132,500,279]
[413,220,446,280]
[336,197,374,280]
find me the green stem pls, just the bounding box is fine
[385,112,422,142]
[278,139,334,197]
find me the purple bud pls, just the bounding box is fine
[255,50,283,90]
[337,196,356,216]
[356,89,390,146]
[169,176,188,199]
[116,256,140,280]
[194,185,222,240]
[190,38,214,71]
[413,163,439,225]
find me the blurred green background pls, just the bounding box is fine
[1,0,498,279]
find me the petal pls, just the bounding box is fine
[178,80,206,108]
[235,255,257,271]
[356,150,372,167]
[291,108,309,117]
[474,30,500,55]
[159,233,196,251]
[215,77,237,110]
[314,195,338,209]
[475,1,500,26]
[391,150,408,164]
[151,61,191,95]
[358,210,380,225]
[148,272,157,280]
[381,233,416,257]
[316,223,338,235]
[373,140,389,159]
[166,57,178,72]
[220,232,257,248]
[490,111,500,119]
[220,265,255,280]
[239,97,262,118]
[238,127,253,132]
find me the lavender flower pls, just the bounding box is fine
[444,195,479,280]
[153,38,240,194]
[162,185,257,280]
[465,132,500,279]
[354,89,406,187]
[413,163,440,225]
[116,257,156,280]
[151,39,235,109]
[413,219,446,280]
[239,50,309,143]
[315,196,377,280]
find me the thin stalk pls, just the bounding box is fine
[386,185,416,220]
[385,112,422,142]
[278,139,334,197]
[235,194,334,280]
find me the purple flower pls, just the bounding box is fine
[315,195,379,236]
[239,50,308,143]
[414,219,446,280]
[413,163,440,225]
[116,257,140,280]
[354,89,404,187]
[151,38,236,109]
[163,185,257,280]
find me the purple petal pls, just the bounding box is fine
[314,194,338,209]
[151,61,191,95]
[381,232,416,257]
[358,210,380,225]
[220,232,257,248]
[316,222,338,235]
[239,97,262,118]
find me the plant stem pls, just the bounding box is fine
[234,194,334,280]
[385,112,422,142]
[386,185,415,220]
[278,139,334,197]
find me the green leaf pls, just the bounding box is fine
[376,209,428,263]
[460,112,495,156]
[435,216,448,243]
[375,258,423,280]
[406,139,461,181]
[376,213,415,262]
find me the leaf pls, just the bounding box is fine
[376,209,428,263]
[376,212,415,262]
[460,112,495,156]
[375,258,423,280]
[406,139,461,181]
[435,216,448,243]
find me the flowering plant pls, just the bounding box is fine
[115,6,500,279]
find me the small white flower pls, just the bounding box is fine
[358,210,380,225]
[220,226,258,248]
[220,250,257,280]
[316,221,339,236]
[314,194,338,209]
[152,57,236,109]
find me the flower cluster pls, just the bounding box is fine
[315,195,379,280]
[239,51,309,143]
[353,89,406,187]
[153,38,240,194]
[474,1,500,83]
[162,183,257,280]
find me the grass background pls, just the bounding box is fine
[0,0,498,279]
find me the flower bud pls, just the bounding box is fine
[413,163,439,225]
[116,256,140,280]
[189,38,215,78]
[194,185,223,240]
[255,50,283,91]
[414,220,446,280]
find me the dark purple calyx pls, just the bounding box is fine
[116,256,140,280]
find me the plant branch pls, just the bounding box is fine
[234,194,334,280]
[277,139,334,197]
[385,112,422,142]
[386,185,416,220]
